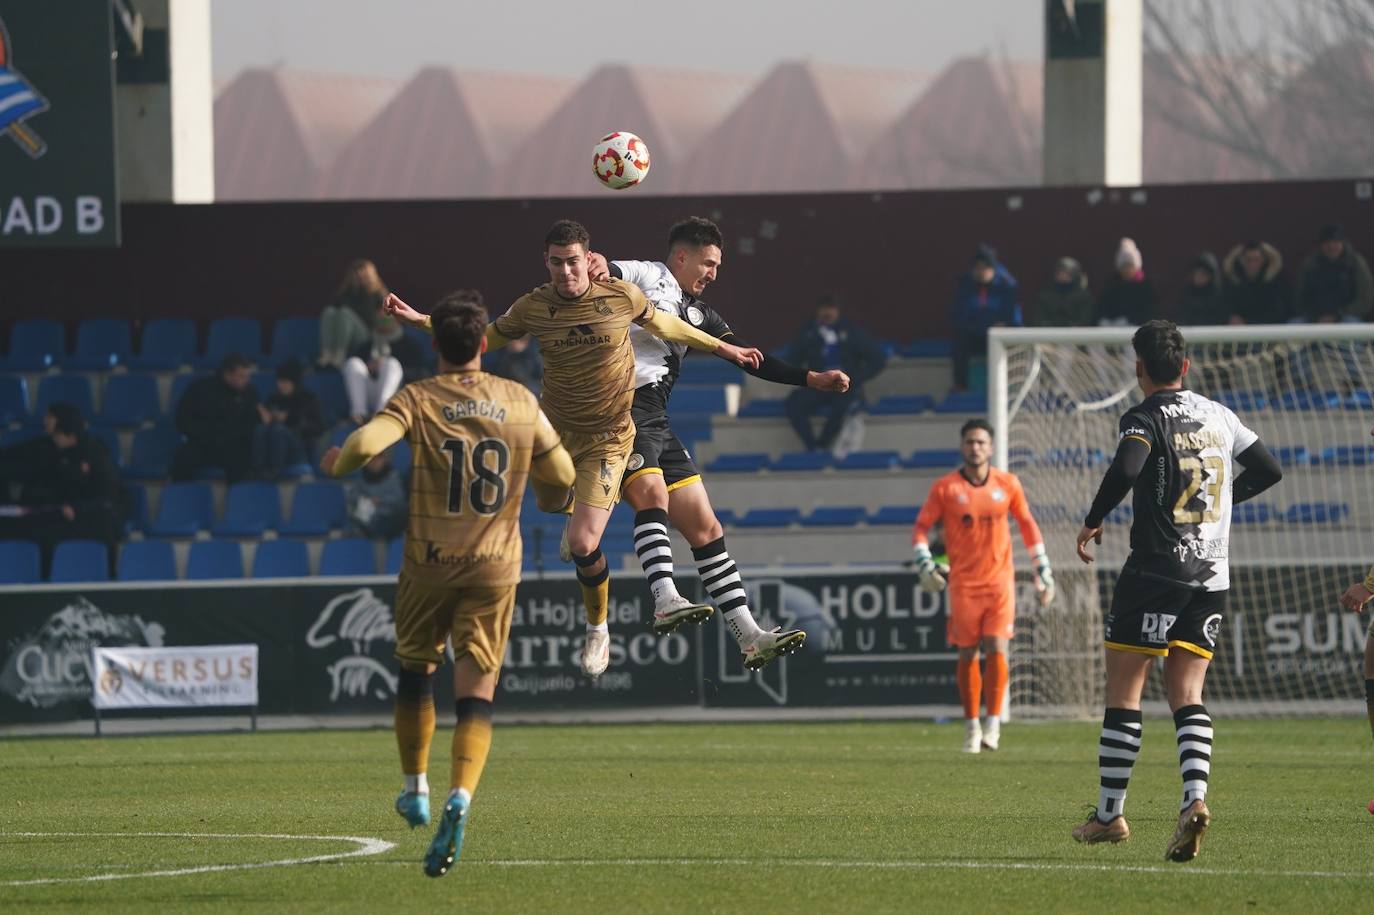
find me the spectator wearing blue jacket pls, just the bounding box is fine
[784,296,887,452]
[951,244,1022,391]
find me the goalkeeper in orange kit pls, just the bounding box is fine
[911,419,1053,753]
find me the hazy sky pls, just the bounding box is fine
[211,0,1043,81]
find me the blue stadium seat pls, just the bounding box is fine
[0,540,42,584]
[3,319,66,371]
[403,326,438,371]
[1008,446,1034,469]
[49,540,110,583]
[386,538,405,574]
[122,483,147,534]
[130,318,196,371]
[0,376,28,424]
[269,316,321,367]
[88,424,122,468]
[1344,390,1374,410]
[677,359,744,386]
[934,391,985,414]
[704,453,769,473]
[279,481,348,536]
[713,508,738,526]
[187,540,244,580]
[319,537,378,576]
[1285,503,1349,524]
[1314,445,1374,467]
[117,540,177,581]
[198,317,264,369]
[835,450,901,471]
[1232,503,1272,524]
[213,482,281,536]
[900,339,953,358]
[1279,391,1339,411]
[734,508,802,528]
[802,506,866,527]
[35,375,95,419]
[0,425,45,448]
[251,539,310,578]
[305,372,350,426]
[126,425,182,480]
[737,398,787,418]
[867,505,920,526]
[770,451,832,472]
[1273,446,1310,467]
[389,437,412,478]
[868,394,935,415]
[903,449,961,469]
[147,482,214,537]
[671,416,713,453]
[1039,447,1109,468]
[670,387,728,415]
[1214,390,1268,413]
[168,373,209,417]
[99,373,162,427]
[68,319,133,371]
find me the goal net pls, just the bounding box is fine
[989,324,1374,719]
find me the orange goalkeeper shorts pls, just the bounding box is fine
[946,582,1015,648]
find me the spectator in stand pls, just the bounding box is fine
[252,358,325,480]
[346,451,407,540]
[0,402,121,575]
[171,353,261,483]
[485,335,543,395]
[784,295,886,453]
[1178,252,1227,325]
[320,258,388,368]
[341,314,428,424]
[950,244,1021,390]
[1220,241,1291,325]
[1296,224,1373,322]
[1096,238,1159,326]
[1032,257,1094,326]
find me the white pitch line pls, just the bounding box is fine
[354,856,1374,881]
[0,832,395,888]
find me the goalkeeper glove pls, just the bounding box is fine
[913,543,947,593]
[1032,543,1055,607]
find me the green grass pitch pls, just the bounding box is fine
[3,718,1372,913]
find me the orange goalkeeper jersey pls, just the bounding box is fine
[912,466,1042,590]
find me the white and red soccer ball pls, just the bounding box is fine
[592,131,650,190]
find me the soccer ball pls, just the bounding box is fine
[592,132,650,190]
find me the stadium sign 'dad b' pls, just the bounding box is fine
[0,0,119,247]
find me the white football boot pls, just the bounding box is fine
[962,719,983,754]
[581,629,610,678]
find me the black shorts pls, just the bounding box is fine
[1104,566,1227,660]
[625,396,701,492]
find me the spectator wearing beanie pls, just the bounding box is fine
[1096,238,1159,326]
[1221,241,1291,325]
[1178,251,1227,325]
[1296,223,1373,322]
[1032,257,1094,326]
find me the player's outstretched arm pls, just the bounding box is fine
[531,443,575,490]
[1077,435,1151,563]
[384,293,516,351]
[320,415,406,478]
[1231,440,1282,504]
[722,331,849,391]
[639,309,762,368]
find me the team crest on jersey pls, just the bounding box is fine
[593,298,613,316]
[991,488,1005,501]
[956,493,969,505]
[685,305,705,326]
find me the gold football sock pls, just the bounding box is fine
[450,697,495,798]
[573,549,610,627]
[395,668,436,783]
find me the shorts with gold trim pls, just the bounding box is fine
[561,423,635,511]
[394,575,517,673]
[624,404,701,493]
[1103,566,1226,660]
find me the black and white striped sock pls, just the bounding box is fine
[1097,707,1143,822]
[1174,704,1213,810]
[634,508,680,605]
[691,536,762,645]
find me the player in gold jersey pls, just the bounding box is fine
[386,220,762,680]
[321,293,574,879]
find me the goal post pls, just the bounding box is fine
[988,323,1374,718]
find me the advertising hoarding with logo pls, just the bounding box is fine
[0,0,119,247]
[92,644,259,709]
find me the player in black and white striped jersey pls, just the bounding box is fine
[586,218,848,669]
[1070,320,1282,862]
